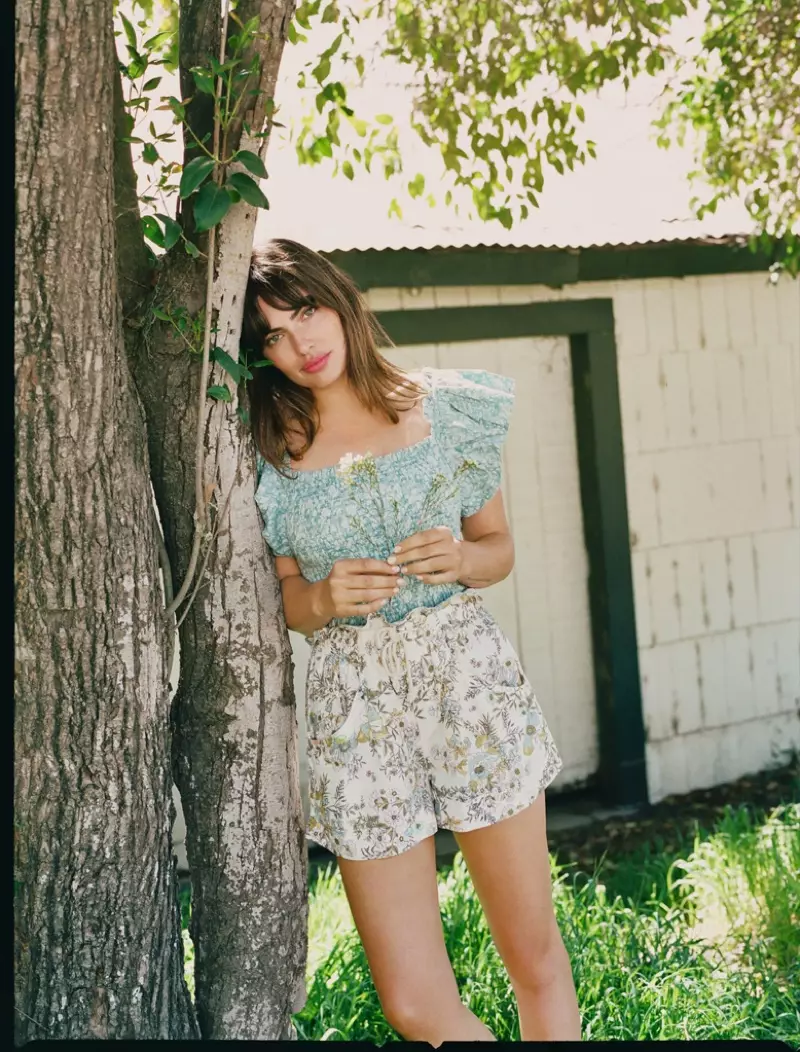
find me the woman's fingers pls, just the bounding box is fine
[344,574,405,591]
[400,554,455,575]
[414,570,459,584]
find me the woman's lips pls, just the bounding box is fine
[302,352,331,374]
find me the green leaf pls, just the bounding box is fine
[236,406,251,426]
[355,54,364,78]
[342,160,354,180]
[155,213,182,250]
[179,156,215,199]
[375,114,393,125]
[212,347,245,383]
[127,57,147,79]
[193,181,232,232]
[141,215,165,248]
[226,172,269,209]
[143,30,171,51]
[313,55,331,83]
[348,115,368,137]
[311,136,333,159]
[235,149,268,178]
[143,76,162,91]
[192,68,215,95]
[388,198,402,219]
[321,3,339,23]
[151,307,171,321]
[165,96,186,121]
[408,172,425,198]
[120,13,137,50]
[184,239,200,258]
[207,385,232,402]
[143,142,159,165]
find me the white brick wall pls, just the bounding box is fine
[366,270,800,803]
[613,271,800,800]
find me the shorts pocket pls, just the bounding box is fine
[487,624,531,695]
[305,643,365,744]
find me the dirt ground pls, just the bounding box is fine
[546,755,800,874]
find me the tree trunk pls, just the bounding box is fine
[120,0,308,1037]
[14,0,198,1041]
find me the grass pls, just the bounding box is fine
[291,801,800,1042]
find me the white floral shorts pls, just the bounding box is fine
[304,590,563,861]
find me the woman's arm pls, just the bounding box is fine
[275,556,333,637]
[389,489,514,589]
[458,488,515,588]
[275,555,403,636]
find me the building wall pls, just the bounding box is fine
[363,272,800,803]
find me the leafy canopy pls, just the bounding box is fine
[120,0,800,266]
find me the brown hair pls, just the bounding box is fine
[241,239,425,475]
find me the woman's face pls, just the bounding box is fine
[256,297,347,390]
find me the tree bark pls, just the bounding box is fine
[14,0,198,1041]
[122,0,308,1038]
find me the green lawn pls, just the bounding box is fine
[292,801,800,1042]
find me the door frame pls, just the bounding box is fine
[371,299,648,807]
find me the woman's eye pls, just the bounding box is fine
[265,332,282,347]
[303,305,317,319]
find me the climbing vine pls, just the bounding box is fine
[117,2,275,625]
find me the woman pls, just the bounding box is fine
[242,239,581,1044]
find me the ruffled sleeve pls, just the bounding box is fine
[429,368,515,517]
[254,453,294,557]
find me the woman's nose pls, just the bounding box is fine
[296,332,315,356]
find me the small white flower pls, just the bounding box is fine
[336,452,374,483]
[335,450,370,481]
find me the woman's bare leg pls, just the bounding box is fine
[337,835,496,1045]
[454,793,582,1041]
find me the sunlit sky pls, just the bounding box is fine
[122,1,752,252]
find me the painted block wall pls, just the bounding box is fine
[364,272,800,803]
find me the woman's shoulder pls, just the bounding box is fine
[420,366,514,395]
[255,449,287,489]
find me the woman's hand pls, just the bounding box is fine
[322,558,403,619]
[388,526,465,584]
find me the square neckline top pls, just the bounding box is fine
[254,367,515,627]
[282,368,436,476]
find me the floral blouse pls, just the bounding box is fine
[254,367,514,627]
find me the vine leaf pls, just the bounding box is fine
[179,156,215,199]
[193,182,233,231]
[119,12,137,50]
[235,149,268,178]
[226,172,269,208]
[192,68,215,95]
[155,213,182,250]
[141,214,165,247]
[211,346,251,384]
[207,385,232,402]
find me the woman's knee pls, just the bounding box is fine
[378,983,459,1040]
[504,915,568,992]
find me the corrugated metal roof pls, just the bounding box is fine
[322,233,754,255]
